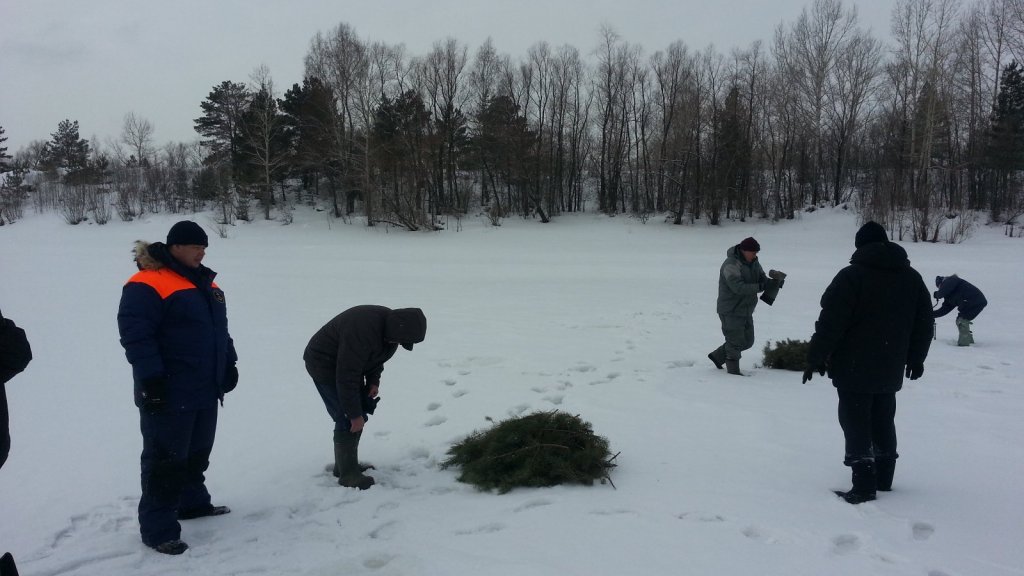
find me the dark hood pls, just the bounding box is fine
[385,308,427,350]
[850,241,910,271]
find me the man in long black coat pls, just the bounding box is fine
[804,221,933,504]
[304,305,426,489]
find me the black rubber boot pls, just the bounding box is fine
[334,430,375,490]
[875,459,895,492]
[725,358,742,376]
[708,346,726,369]
[835,461,877,504]
[331,451,375,477]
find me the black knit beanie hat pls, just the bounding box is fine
[738,237,760,252]
[167,220,208,247]
[854,221,887,248]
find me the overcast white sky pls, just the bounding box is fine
[0,0,897,153]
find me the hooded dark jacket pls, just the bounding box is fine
[807,241,932,393]
[717,246,767,317]
[304,306,426,420]
[933,275,987,320]
[117,242,237,410]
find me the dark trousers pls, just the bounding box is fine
[719,314,755,360]
[836,389,898,465]
[312,377,363,434]
[138,406,217,546]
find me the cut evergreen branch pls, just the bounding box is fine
[441,410,617,494]
[762,339,811,371]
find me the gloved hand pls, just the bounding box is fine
[933,291,940,299]
[140,376,168,412]
[802,365,826,384]
[223,364,238,393]
[361,394,380,415]
[905,363,924,380]
[768,269,787,287]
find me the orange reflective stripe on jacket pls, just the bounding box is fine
[126,268,213,299]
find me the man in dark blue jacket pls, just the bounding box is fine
[118,221,238,555]
[305,305,426,489]
[933,275,987,346]
[804,222,932,504]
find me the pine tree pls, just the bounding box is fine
[989,61,1024,171]
[194,80,250,168]
[40,119,90,171]
[471,95,535,220]
[0,125,11,171]
[988,61,1024,220]
[280,77,342,204]
[372,90,432,229]
[235,85,290,219]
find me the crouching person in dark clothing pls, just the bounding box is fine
[117,221,239,555]
[933,275,987,346]
[304,306,426,489]
[804,222,933,504]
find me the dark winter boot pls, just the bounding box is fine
[151,539,189,555]
[834,461,877,504]
[334,430,375,490]
[179,505,231,520]
[331,445,375,477]
[1,552,20,576]
[725,358,742,376]
[708,346,726,369]
[875,459,896,492]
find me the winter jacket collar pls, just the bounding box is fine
[133,241,217,288]
[849,241,909,272]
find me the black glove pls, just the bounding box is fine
[361,394,380,415]
[905,363,924,380]
[768,269,787,286]
[140,376,168,412]
[802,365,826,384]
[933,291,940,299]
[223,364,238,393]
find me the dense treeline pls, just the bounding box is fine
[2,0,1023,240]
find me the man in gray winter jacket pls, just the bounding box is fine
[708,237,782,375]
[304,305,426,489]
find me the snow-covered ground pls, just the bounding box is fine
[0,207,1020,576]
